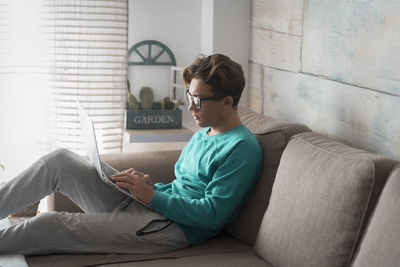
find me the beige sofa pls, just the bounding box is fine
[26,108,400,267]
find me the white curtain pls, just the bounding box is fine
[0,0,128,181]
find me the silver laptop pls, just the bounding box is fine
[77,101,152,210]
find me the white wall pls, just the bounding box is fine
[129,0,203,131]
[129,0,250,131]
[212,0,250,107]
[201,0,250,107]
[128,0,202,101]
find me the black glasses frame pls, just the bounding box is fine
[186,89,226,109]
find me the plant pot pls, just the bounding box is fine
[125,102,182,129]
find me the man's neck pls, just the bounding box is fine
[208,111,242,136]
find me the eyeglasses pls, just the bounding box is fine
[186,89,226,109]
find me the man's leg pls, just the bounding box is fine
[0,201,190,255]
[0,148,127,219]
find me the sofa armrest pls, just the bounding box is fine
[49,150,181,212]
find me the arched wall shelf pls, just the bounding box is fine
[128,40,176,66]
[128,40,181,99]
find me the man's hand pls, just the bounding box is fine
[111,168,155,205]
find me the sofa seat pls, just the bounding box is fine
[26,233,254,267]
[34,107,312,266]
[109,250,270,267]
[7,107,400,266]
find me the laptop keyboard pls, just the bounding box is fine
[101,161,118,179]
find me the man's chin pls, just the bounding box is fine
[195,120,206,128]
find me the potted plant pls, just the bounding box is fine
[125,81,184,129]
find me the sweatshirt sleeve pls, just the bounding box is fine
[150,141,262,230]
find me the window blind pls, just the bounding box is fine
[0,0,55,180]
[0,0,127,181]
[49,0,128,154]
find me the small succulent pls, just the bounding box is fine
[125,83,183,111]
[161,97,175,110]
[126,80,139,110]
[173,98,184,110]
[161,97,184,110]
[139,86,154,110]
[128,93,139,110]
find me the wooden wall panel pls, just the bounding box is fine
[302,0,400,95]
[251,0,303,35]
[263,67,400,159]
[250,27,302,72]
[248,63,263,113]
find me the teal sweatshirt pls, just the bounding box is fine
[150,124,263,245]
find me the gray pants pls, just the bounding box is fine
[0,148,189,255]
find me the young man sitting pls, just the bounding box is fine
[0,54,262,255]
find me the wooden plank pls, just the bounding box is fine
[263,67,400,159]
[302,0,400,95]
[250,27,302,72]
[251,0,303,36]
[248,63,264,113]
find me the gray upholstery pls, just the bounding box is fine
[26,233,251,267]
[110,251,271,267]
[352,165,400,267]
[31,108,400,267]
[225,108,310,245]
[254,132,399,267]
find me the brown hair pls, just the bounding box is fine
[182,54,245,108]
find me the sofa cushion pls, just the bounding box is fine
[224,108,310,245]
[105,251,270,267]
[254,132,399,267]
[352,165,400,267]
[26,233,251,267]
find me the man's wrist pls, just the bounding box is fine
[144,189,155,205]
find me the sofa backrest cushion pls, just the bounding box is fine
[224,108,310,245]
[101,150,181,184]
[254,132,399,267]
[352,165,400,267]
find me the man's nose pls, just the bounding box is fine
[188,100,197,111]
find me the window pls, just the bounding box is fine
[0,0,128,181]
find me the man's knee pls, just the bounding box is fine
[29,212,60,228]
[49,148,74,159]
[43,148,79,166]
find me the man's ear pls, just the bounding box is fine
[223,96,234,107]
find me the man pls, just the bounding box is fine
[0,54,262,255]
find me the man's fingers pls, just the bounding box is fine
[124,168,135,174]
[115,181,132,190]
[112,168,135,177]
[112,175,137,184]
